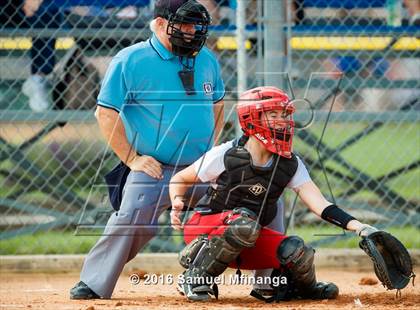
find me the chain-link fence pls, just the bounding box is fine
[0,0,419,254]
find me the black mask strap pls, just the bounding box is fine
[178,56,196,95]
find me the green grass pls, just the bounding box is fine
[0,231,101,255]
[293,122,420,201]
[0,225,418,255]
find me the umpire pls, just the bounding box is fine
[70,0,225,299]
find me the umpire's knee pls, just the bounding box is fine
[112,203,160,236]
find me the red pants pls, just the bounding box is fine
[183,211,288,270]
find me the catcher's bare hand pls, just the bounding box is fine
[127,155,163,179]
[171,196,184,231]
[356,224,378,237]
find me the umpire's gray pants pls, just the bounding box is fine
[80,165,285,298]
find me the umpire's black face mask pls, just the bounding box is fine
[167,21,208,57]
[165,0,211,57]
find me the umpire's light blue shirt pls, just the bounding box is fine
[97,34,225,166]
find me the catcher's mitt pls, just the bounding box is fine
[359,231,415,290]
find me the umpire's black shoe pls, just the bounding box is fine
[70,281,101,300]
[304,281,339,300]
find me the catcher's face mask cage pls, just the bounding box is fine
[166,0,211,57]
[237,87,295,158]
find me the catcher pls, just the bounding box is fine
[169,86,414,302]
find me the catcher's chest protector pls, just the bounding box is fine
[199,143,298,225]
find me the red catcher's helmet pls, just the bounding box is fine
[237,86,295,158]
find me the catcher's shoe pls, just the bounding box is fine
[301,281,339,300]
[176,270,218,302]
[250,288,276,302]
[251,288,275,298]
[176,280,213,301]
[70,281,100,300]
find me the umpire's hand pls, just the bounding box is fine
[171,197,184,231]
[127,155,163,179]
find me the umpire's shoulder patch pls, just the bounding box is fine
[203,82,213,95]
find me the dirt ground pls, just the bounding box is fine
[0,269,419,310]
